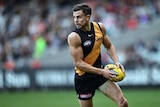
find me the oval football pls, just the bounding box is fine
[104,64,125,82]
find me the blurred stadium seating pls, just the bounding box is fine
[0,0,160,90]
[0,0,160,69]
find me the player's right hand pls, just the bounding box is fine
[101,67,118,81]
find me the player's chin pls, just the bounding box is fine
[76,25,81,29]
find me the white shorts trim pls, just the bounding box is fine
[98,80,109,93]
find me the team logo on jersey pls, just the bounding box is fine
[83,40,92,47]
[96,36,103,41]
[88,34,93,37]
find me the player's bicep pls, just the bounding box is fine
[69,44,83,63]
[98,23,112,49]
[103,35,112,49]
[67,33,83,64]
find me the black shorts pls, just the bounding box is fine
[74,73,108,100]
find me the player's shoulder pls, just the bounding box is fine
[97,22,105,29]
[92,21,104,26]
[68,32,81,42]
[92,21,105,30]
[68,32,79,39]
[92,21,106,35]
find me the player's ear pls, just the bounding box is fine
[86,14,90,21]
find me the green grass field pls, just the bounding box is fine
[0,88,160,107]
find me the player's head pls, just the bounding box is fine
[72,3,92,16]
[72,3,92,29]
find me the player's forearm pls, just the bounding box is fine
[75,60,103,75]
[107,45,119,63]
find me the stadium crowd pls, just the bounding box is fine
[0,0,160,69]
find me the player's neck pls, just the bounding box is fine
[81,22,91,32]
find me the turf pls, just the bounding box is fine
[0,88,160,107]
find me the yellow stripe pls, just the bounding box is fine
[76,22,103,76]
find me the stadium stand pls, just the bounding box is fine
[0,0,160,69]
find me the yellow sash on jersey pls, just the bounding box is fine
[76,22,103,76]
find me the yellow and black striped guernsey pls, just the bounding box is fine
[74,22,104,76]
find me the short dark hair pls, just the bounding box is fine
[72,3,92,16]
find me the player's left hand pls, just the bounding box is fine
[115,62,126,77]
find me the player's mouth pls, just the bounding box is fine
[75,24,81,28]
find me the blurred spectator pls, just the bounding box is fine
[33,33,47,59]
[135,1,150,26]
[0,37,13,63]
[153,0,160,16]
[125,10,138,30]
[0,13,6,35]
